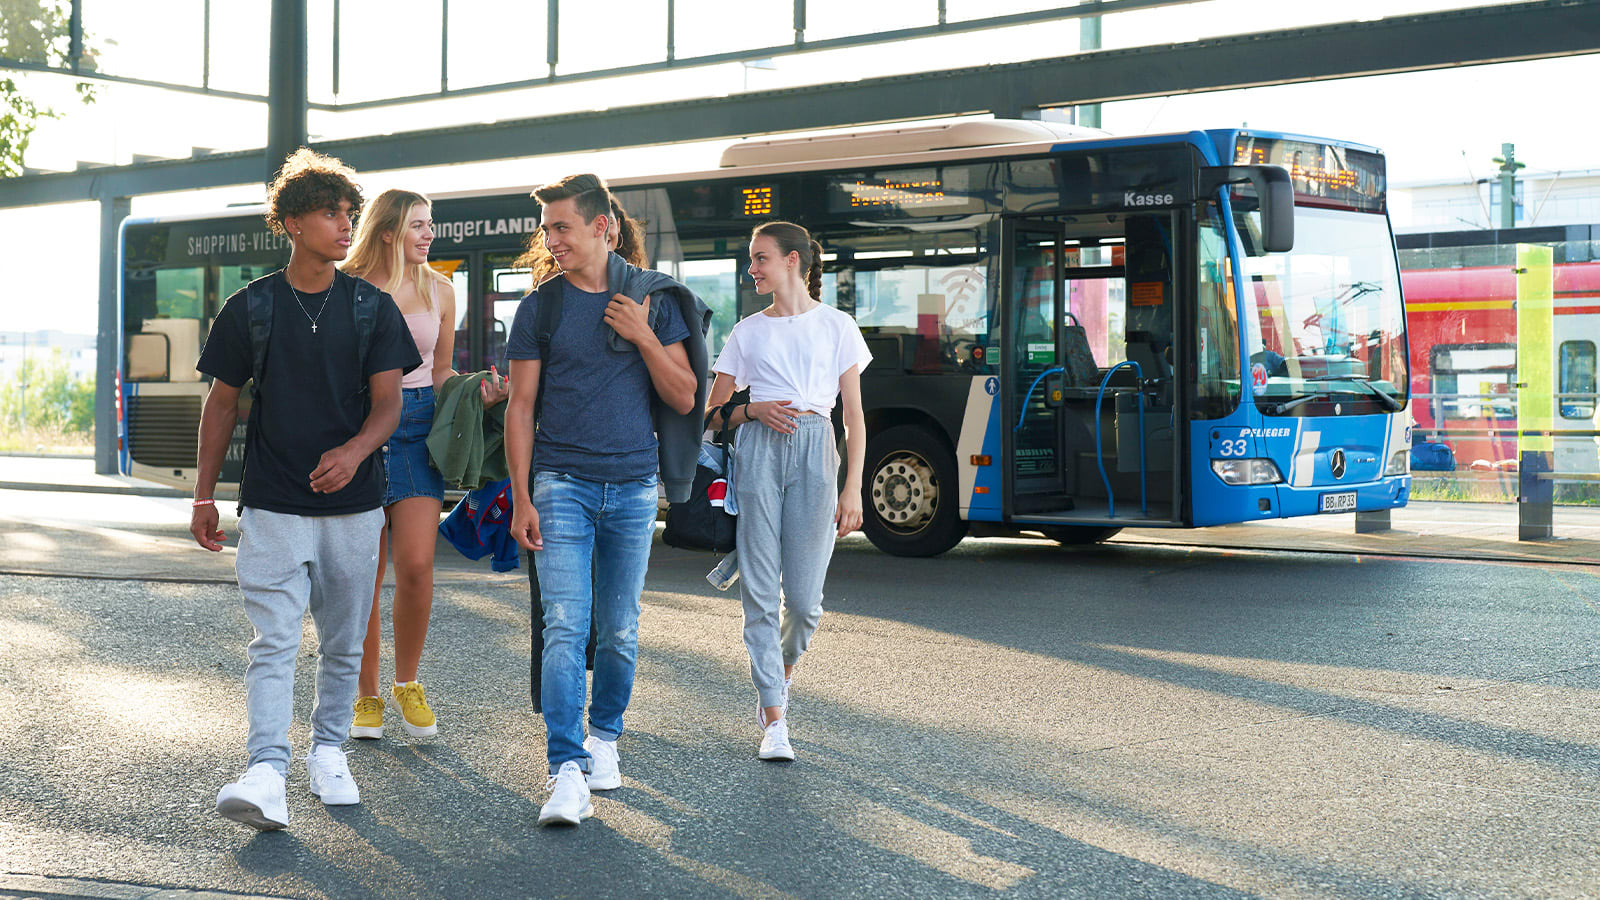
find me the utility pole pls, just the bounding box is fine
[1076,13,1102,128]
[1491,142,1524,230]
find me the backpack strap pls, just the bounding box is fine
[240,272,279,515]
[348,271,381,393]
[245,275,275,400]
[531,278,564,421]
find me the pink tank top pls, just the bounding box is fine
[401,281,441,389]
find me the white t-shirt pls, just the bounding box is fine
[713,304,873,415]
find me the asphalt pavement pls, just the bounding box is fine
[2,467,1599,898]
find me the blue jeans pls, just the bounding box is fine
[532,470,658,774]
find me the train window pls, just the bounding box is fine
[1429,343,1516,420]
[1559,340,1596,419]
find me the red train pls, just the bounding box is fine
[1399,230,1600,474]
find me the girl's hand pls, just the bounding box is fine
[480,365,510,406]
[835,488,864,537]
[751,400,799,433]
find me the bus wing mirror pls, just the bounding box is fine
[1198,165,1295,254]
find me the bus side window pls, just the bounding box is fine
[854,264,993,375]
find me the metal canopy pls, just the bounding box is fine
[3,0,1596,210]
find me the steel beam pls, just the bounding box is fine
[95,193,129,475]
[265,0,309,183]
[2,0,1596,209]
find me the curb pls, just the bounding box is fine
[0,874,291,900]
[0,481,189,499]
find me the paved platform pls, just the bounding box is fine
[2,459,1598,898]
[6,455,1597,568]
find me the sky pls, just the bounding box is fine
[1,0,1596,336]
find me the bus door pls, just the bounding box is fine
[1006,222,1071,512]
[475,251,530,372]
[425,255,472,369]
[1004,214,1182,524]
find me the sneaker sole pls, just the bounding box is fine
[389,697,438,737]
[216,797,288,831]
[537,801,594,826]
[758,747,796,761]
[586,772,622,791]
[310,785,361,806]
[349,724,384,740]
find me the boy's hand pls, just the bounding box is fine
[604,294,655,346]
[310,444,362,493]
[512,501,544,552]
[191,505,225,551]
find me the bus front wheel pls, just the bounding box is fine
[862,426,967,557]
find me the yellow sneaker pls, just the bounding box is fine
[351,696,384,740]
[390,681,437,737]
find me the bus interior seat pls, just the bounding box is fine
[140,317,202,382]
[1060,321,1098,386]
[126,333,170,381]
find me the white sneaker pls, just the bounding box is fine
[758,717,795,761]
[216,762,289,830]
[538,761,593,826]
[306,745,360,806]
[584,735,622,791]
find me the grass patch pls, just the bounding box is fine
[1410,471,1600,506]
[0,423,94,455]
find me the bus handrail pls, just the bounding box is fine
[1013,367,1065,433]
[1096,361,1146,519]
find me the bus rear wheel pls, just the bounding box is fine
[862,425,967,557]
[1038,525,1122,545]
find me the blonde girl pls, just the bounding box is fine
[342,188,507,739]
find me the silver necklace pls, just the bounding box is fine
[287,277,334,334]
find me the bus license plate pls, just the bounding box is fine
[1320,491,1357,513]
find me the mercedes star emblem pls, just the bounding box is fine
[1331,448,1347,479]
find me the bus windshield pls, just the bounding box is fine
[1240,207,1408,417]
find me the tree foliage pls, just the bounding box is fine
[1,349,94,434]
[0,0,96,178]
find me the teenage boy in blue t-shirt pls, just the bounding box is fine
[504,173,696,827]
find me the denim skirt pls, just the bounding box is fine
[382,386,446,505]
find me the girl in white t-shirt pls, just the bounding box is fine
[706,221,872,761]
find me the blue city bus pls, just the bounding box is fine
[118,119,1411,556]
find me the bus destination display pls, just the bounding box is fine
[739,185,778,217]
[1233,136,1385,212]
[828,167,979,215]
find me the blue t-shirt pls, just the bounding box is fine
[504,277,690,482]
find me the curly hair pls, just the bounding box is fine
[264,147,363,237]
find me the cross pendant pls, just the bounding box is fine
[311,323,318,333]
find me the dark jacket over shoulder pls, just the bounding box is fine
[604,253,712,504]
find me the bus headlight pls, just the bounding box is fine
[1211,458,1283,485]
[1385,449,1409,476]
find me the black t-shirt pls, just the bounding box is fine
[197,269,422,515]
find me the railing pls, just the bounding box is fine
[1095,361,1146,519]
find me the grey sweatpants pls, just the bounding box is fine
[734,414,839,709]
[235,506,385,775]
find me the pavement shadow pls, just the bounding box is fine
[802,538,1600,774]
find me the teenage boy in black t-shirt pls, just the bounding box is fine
[192,148,421,831]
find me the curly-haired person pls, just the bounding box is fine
[191,147,422,830]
